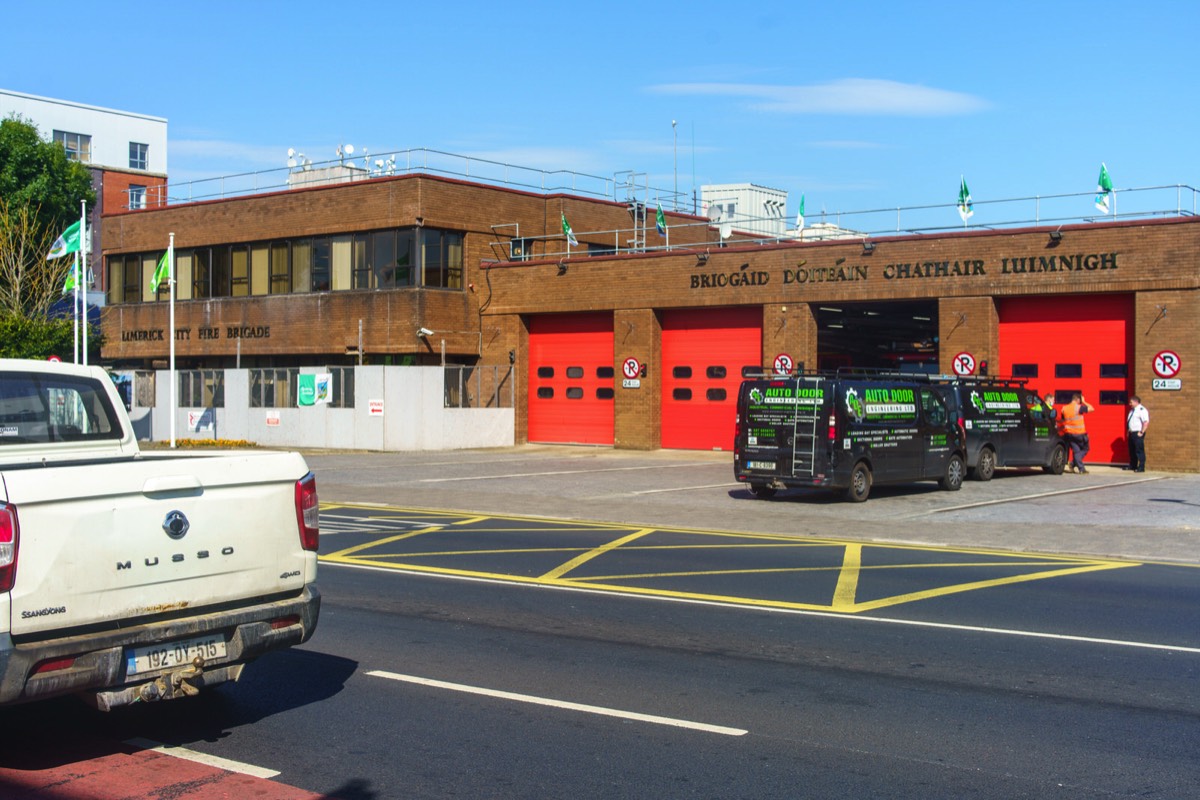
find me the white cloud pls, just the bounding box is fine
[648,79,988,116]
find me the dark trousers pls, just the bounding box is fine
[1067,433,1090,468]
[1128,432,1146,471]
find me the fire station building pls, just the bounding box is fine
[98,165,1200,471]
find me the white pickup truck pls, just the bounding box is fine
[0,358,320,710]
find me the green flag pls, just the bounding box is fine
[957,177,974,222]
[655,203,667,236]
[61,254,79,294]
[1094,163,1113,214]
[150,250,170,293]
[795,194,805,231]
[561,213,578,247]
[47,220,82,260]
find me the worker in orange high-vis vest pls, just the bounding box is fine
[1058,392,1095,474]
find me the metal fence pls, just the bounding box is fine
[444,365,515,409]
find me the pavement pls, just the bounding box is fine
[303,445,1200,567]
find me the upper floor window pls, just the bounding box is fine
[129,142,149,171]
[53,130,92,163]
[128,184,146,210]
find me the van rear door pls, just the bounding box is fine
[919,387,954,477]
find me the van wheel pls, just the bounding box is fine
[940,454,965,491]
[1044,444,1067,475]
[750,483,776,499]
[845,462,872,502]
[974,448,996,482]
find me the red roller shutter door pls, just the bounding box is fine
[661,308,762,451]
[528,313,615,445]
[998,295,1132,464]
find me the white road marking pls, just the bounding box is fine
[327,561,1200,655]
[123,738,280,778]
[918,476,1167,516]
[366,670,748,736]
[417,462,718,483]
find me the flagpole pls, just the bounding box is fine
[72,253,80,364]
[80,201,88,366]
[168,232,176,449]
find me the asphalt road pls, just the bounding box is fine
[4,446,1198,799]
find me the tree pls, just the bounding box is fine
[0,116,99,360]
[0,115,95,233]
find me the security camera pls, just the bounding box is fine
[417,327,434,337]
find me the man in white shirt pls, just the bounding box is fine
[1126,395,1149,472]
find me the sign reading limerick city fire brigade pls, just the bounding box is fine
[953,352,976,377]
[1153,350,1181,378]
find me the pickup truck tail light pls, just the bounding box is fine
[294,473,319,552]
[0,504,19,592]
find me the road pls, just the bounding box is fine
[2,448,1198,798]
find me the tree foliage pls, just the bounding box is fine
[0,314,85,360]
[0,115,95,232]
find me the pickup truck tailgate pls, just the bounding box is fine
[2,451,314,638]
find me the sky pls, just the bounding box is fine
[3,0,1197,233]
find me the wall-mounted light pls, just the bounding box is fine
[696,251,710,265]
[862,240,876,254]
[557,260,568,276]
[1049,229,1063,243]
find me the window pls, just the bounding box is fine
[706,388,727,401]
[537,367,554,378]
[1099,390,1128,405]
[1055,364,1083,379]
[596,366,614,379]
[53,130,91,162]
[128,185,146,210]
[673,388,693,401]
[596,388,615,400]
[421,230,463,289]
[351,234,371,289]
[179,370,224,408]
[706,366,727,379]
[250,368,298,408]
[129,142,149,171]
[1100,363,1128,378]
[270,242,290,294]
[311,238,331,292]
[192,248,211,299]
[232,246,249,296]
[510,238,532,261]
[673,366,693,379]
[372,231,397,288]
[537,387,554,398]
[329,367,355,408]
[566,387,584,399]
[566,367,584,379]
[1012,363,1038,378]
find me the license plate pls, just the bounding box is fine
[746,460,775,470]
[126,635,227,676]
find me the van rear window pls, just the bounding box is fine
[0,372,124,446]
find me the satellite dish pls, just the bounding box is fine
[287,147,296,158]
[719,222,733,239]
[287,157,297,168]
[706,205,722,222]
[302,158,312,171]
[375,159,384,169]
[345,144,355,156]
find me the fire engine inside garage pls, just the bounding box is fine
[99,158,1200,471]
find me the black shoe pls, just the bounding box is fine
[1135,468,1145,473]
[1078,467,1088,474]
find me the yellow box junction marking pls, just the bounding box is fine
[319,504,1139,614]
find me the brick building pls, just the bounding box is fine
[98,167,1200,471]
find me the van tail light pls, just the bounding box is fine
[827,413,838,442]
[294,473,319,552]
[0,504,19,593]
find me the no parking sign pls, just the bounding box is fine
[952,352,976,376]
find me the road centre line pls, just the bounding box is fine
[366,670,748,736]
[917,475,1168,516]
[625,482,743,496]
[123,738,280,778]
[417,462,717,483]
[325,561,1200,655]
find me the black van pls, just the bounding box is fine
[734,372,967,502]
[934,378,1067,480]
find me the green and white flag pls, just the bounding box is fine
[655,203,667,236]
[957,176,974,222]
[795,194,806,231]
[1094,163,1113,214]
[47,220,83,260]
[561,213,578,247]
[150,249,171,293]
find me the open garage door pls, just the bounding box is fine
[999,295,1133,464]
[528,313,615,445]
[816,301,939,373]
[661,308,761,451]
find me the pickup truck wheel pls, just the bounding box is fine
[974,448,996,482]
[749,483,777,499]
[845,462,872,502]
[939,454,965,491]
[1044,443,1067,475]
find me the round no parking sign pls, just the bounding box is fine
[952,352,976,376]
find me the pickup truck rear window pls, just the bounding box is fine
[0,371,124,445]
